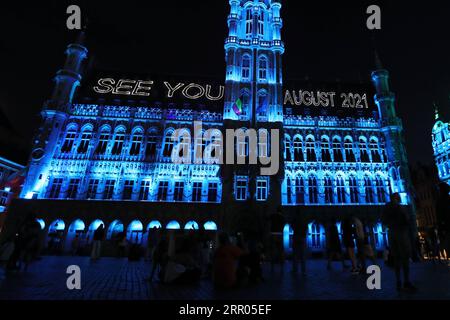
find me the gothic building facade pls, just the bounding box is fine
[5,0,415,254]
[432,106,450,186]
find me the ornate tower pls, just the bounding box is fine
[221,0,285,236]
[371,52,417,235]
[20,33,88,199]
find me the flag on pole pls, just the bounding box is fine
[232,95,244,116]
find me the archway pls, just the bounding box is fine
[203,221,217,231]
[87,219,105,243]
[184,221,199,230]
[65,219,86,252]
[166,220,181,230]
[283,224,294,254]
[307,222,325,252]
[107,220,124,240]
[36,219,45,230]
[127,220,143,244]
[47,219,65,251]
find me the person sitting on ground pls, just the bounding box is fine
[213,233,244,289]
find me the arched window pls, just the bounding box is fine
[324,176,333,204]
[349,176,358,203]
[364,176,374,204]
[258,57,267,81]
[344,137,355,162]
[129,129,143,156]
[61,127,77,153]
[359,137,370,162]
[194,130,205,164]
[162,130,174,158]
[166,220,181,230]
[127,220,143,244]
[375,176,387,203]
[95,127,110,155]
[306,137,316,162]
[284,135,292,162]
[240,92,250,117]
[258,129,269,158]
[257,10,265,36]
[308,223,324,249]
[242,56,251,81]
[107,220,124,240]
[308,176,318,204]
[77,126,92,154]
[293,136,304,162]
[145,128,159,161]
[321,137,331,162]
[370,138,381,163]
[111,127,126,156]
[286,177,292,204]
[332,137,343,162]
[245,9,253,36]
[295,176,305,204]
[336,175,346,203]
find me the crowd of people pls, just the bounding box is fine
[0,186,449,294]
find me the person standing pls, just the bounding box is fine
[353,217,367,272]
[91,224,105,260]
[326,218,347,271]
[436,183,450,262]
[268,208,285,272]
[382,193,417,292]
[292,216,308,275]
[145,227,160,261]
[342,217,359,274]
[213,233,244,289]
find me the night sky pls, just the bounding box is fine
[1,0,449,165]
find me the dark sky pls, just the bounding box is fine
[1,0,449,165]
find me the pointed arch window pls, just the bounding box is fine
[349,176,359,203]
[321,137,331,162]
[370,138,381,163]
[95,129,110,155]
[344,138,355,162]
[61,129,77,153]
[308,176,319,204]
[258,129,269,159]
[245,9,253,36]
[162,130,175,158]
[111,128,126,156]
[286,177,292,204]
[242,56,251,81]
[295,176,305,204]
[376,176,387,203]
[364,176,375,204]
[257,10,265,36]
[324,176,334,204]
[258,57,267,81]
[293,136,304,162]
[130,130,143,156]
[332,137,343,162]
[77,127,92,154]
[359,137,370,162]
[145,129,158,161]
[285,135,292,162]
[336,175,346,203]
[306,137,316,162]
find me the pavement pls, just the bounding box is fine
[0,256,449,300]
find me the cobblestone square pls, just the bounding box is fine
[0,256,449,300]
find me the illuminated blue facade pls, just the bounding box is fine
[432,106,450,186]
[12,0,415,255]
